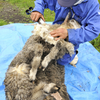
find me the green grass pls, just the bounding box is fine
[44,9,55,21]
[6,0,35,18]
[6,0,55,21]
[90,34,100,52]
[0,19,8,26]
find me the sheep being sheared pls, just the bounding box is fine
[4,36,70,100]
[4,12,81,100]
[4,63,60,100]
[32,12,81,76]
[4,35,70,99]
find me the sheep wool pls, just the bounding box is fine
[4,12,81,100]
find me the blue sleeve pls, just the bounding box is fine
[32,0,56,15]
[68,1,100,45]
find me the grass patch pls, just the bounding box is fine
[0,19,8,26]
[5,0,55,21]
[44,9,55,21]
[90,34,100,52]
[0,1,3,8]
[6,0,35,18]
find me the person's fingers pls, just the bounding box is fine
[35,14,45,22]
[41,15,45,21]
[33,15,36,21]
[55,37,62,41]
[50,28,68,39]
[50,30,62,37]
[50,29,60,35]
[30,12,45,22]
[35,15,40,22]
[30,13,36,21]
[30,12,38,21]
[50,30,57,35]
[51,33,61,37]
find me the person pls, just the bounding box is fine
[30,0,100,66]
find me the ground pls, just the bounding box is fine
[0,1,32,23]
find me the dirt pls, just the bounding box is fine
[0,1,32,23]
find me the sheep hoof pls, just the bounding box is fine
[73,64,76,67]
[40,66,45,71]
[50,86,60,93]
[42,68,45,71]
[29,69,36,81]
[42,61,48,70]
[43,83,60,94]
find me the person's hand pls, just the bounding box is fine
[30,11,45,22]
[50,28,68,41]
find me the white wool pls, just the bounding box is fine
[33,24,57,45]
[33,17,81,45]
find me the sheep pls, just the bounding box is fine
[4,63,60,100]
[4,12,81,100]
[8,12,80,81]
[4,36,70,100]
[4,34,70,100]
[33,12,81,73]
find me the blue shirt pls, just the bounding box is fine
[33,0,100,65]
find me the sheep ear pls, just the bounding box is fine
[63,12,71,24]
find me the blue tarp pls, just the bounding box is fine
[0,23,100,100]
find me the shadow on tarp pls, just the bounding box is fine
[0,23,100,100]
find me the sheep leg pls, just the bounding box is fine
[31,82,59,100]
[31,82,47,100]
[43,83,60,94]
[64,42,74,56]
[42,46,59,71]
[42,39,65,70]
[29,43,43,80]
[29,56,42,80]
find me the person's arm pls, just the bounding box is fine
[31,0,56,22]
[32,0,45,15]
[68,2,100,45]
